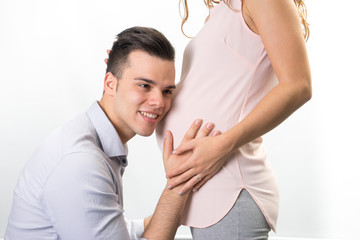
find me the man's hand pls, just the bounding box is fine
[163,119,220,195]
[142,119,217,240]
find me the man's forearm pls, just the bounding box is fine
[142,124,210,239]
[142,184,189,240]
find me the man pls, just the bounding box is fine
[5,27,214,240]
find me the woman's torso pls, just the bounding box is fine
[156,0,279,231]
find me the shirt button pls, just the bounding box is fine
[118,157,128,167]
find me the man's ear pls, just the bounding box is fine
[103,72,117,96]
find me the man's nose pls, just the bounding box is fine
[148,90,165,108]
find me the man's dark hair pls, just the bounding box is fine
[106,26,175,79]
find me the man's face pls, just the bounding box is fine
[110,50,176,143]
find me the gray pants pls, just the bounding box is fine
[190,190,270,240]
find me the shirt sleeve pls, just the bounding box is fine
[43,152,131,240]
[125,217,145,240]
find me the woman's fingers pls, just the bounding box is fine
[166,120,221,193]
[166,160,192,178]
[178,174,204,195]
[104,49,111,64]
[192,175,211,192]
[167,168,196,190]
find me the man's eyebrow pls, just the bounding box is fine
[134,78,176,89]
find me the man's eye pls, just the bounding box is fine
[139,84,150,89]
[163,90,173,95]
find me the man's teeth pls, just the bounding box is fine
[140,111,158,119]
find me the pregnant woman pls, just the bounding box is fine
[156,0,312,239]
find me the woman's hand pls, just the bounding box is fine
[104,49,111,64]
[163,120,223,195]
[166,123,233,194]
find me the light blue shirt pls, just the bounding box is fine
[5,102,144,240]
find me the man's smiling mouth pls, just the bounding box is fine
[139,111,159,119]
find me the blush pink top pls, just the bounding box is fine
[156,0,279,231]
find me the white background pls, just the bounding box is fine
[1,0,359,239]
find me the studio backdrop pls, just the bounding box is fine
[1,0,359,239]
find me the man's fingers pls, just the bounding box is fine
[179,120,216,147]
[173,123,218,155]
[163,130,174,163]
[196,122,215,138]
[212,130,221,136]
[180,119,203,145]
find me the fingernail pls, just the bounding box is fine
[168,185,173,190]
[179,191,183,196]
[195,119,201,126]
[206,123,213,129]
[193,188,198,192]
[172,149,176,154]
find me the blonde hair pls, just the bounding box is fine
[293,0,309,41]
[180,0,310,41]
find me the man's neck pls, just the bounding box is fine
[98,98,133,144]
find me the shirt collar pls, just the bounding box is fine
[86,101,128,158]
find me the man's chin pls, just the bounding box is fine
[137,129,156,137]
